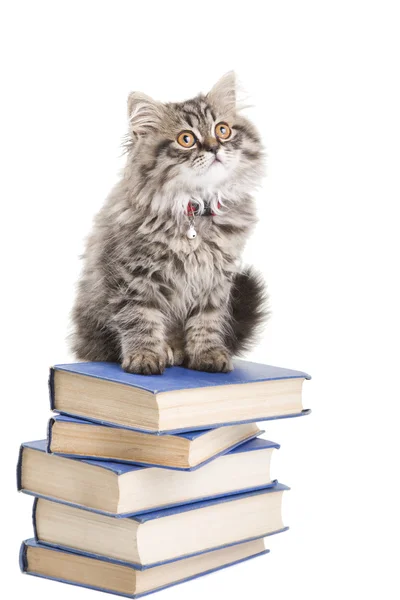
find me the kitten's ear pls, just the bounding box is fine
[127,92,164,137]
[207,71,237,117]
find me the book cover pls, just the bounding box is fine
[32,485,289,569]
[47,415,264,470]
[17,438,279,517]
[50,359,311,434]
[50,359,311,395]
[20,538,270,598]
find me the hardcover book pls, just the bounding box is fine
[47,415,262,470]
[18,438,278,517]
[33,485,289,568]
[50,359,310,433]
[20,537,268,598]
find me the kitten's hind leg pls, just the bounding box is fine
[71,315,120,362]
[167,341,185,366]
[166,326,185,366]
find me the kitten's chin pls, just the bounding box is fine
[191,162,229,188]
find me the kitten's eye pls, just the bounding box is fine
[215,122,231,140]
[177,131,196,148]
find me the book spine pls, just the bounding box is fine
[19,540,28,572]
[47,418,55,453]
[16,445,24,491]
[32,498,39,541]
[48,367,56,410]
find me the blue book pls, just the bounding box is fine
[18,438,279,517]
[47,414,263,470]
[33,485,289,569]
[20,537,269,598]
[50,359,311,433]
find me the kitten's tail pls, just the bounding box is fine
[225,267,270,355]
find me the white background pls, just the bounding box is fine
[1,1,399,598]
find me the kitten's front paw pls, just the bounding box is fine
[122,350,166,375]
[185,348,233,373]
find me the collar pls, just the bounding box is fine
[186,199,221,217]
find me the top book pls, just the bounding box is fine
[50,359,311,434]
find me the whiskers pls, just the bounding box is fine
[191,153,216,175]
[121,132,135,155]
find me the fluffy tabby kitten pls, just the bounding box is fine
[72,72,268,374]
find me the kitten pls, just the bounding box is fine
[72,72,268,374]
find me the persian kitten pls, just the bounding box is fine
[72,72,268,374]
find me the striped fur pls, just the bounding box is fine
[72,73,269,374]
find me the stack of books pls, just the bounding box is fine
[18,359,310,598]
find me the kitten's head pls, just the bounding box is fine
[126,73,264,212]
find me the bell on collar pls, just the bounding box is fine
[186,225,197,239]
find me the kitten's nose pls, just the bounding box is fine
[204,138,219,154]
